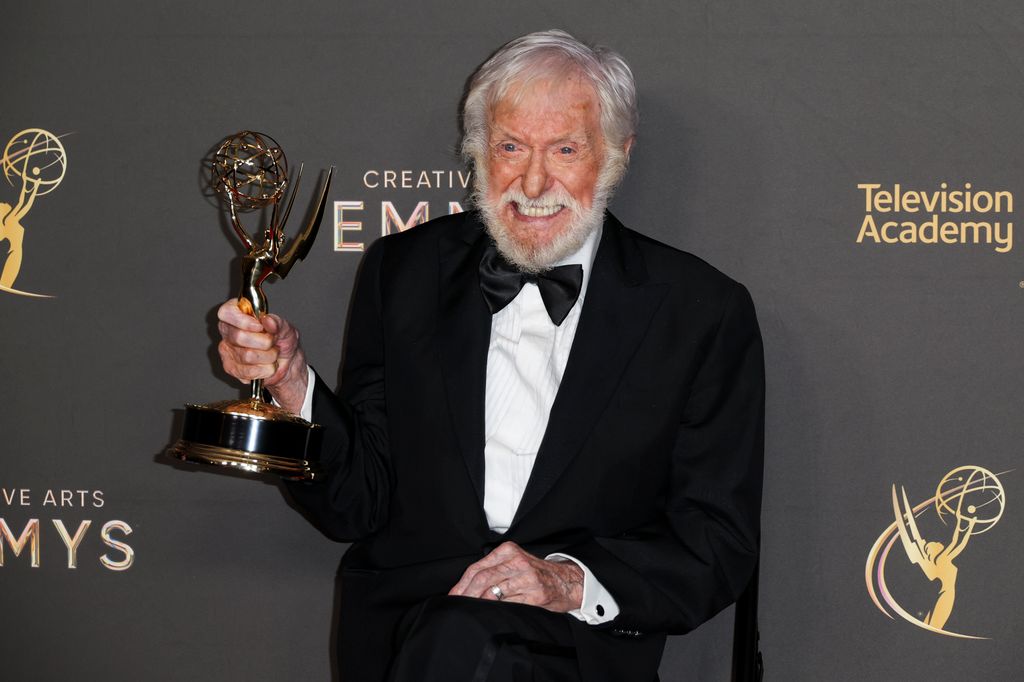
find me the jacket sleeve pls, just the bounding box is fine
[284,237,392,541]
[562,281,764,635]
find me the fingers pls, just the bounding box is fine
[481,576,521,602]
[216,301,302,385]
[218,339,277,382]
[459,561,522,600]
[449,541,523,596]
[261,313,281,334]
[447,542,584,612]
[449,541,546,604]
[217,320,275,351]
[217,301,274,353]
[263,313,301,356]
[217,299,263,332]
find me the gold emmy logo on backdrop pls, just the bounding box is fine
[0,128,67,298]
[866,466,1007,639]
[169,131,334,480]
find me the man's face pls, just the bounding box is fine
[478,76,606,271]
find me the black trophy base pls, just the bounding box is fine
[170,399,322,480]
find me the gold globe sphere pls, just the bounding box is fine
[211,130,288,211]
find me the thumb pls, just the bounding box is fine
[261,314,281,334]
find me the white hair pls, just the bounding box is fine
[460,29,638,191]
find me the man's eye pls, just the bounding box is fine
[558,146,575,155]
[500,143,517,153]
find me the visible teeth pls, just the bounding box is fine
[516,203,562,218]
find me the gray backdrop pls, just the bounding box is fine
[1,1,1021,680]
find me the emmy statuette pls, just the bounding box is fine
[170,131,333,480]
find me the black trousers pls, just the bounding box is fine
[387,596,582,682]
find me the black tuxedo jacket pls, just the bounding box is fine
[287,211,764,681]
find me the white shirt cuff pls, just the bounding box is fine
[545,552,620,625]
[271,365,315,422]
[298,365,315,421]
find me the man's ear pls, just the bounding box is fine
[622,135,635,161]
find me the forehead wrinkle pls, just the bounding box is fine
[488,89,602,149]
[489,121,594,147]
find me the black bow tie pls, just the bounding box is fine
[478,245,583,326]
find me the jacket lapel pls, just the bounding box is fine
[436,215,491,506]
[511,215,668,527]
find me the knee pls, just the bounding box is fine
[408,595,495,640]
[390,597,497,679]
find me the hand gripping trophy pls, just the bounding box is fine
[170,131,333,480]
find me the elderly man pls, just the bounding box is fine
[217,29,763,682]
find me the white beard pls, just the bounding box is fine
[474,180,608,274]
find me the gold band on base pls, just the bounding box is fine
[170,440,319,480]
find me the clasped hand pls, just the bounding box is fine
[449,541,584,613]
[216,299,308,414]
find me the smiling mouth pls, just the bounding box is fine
[512,202,564,219]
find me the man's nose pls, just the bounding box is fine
[521,151,550,199]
